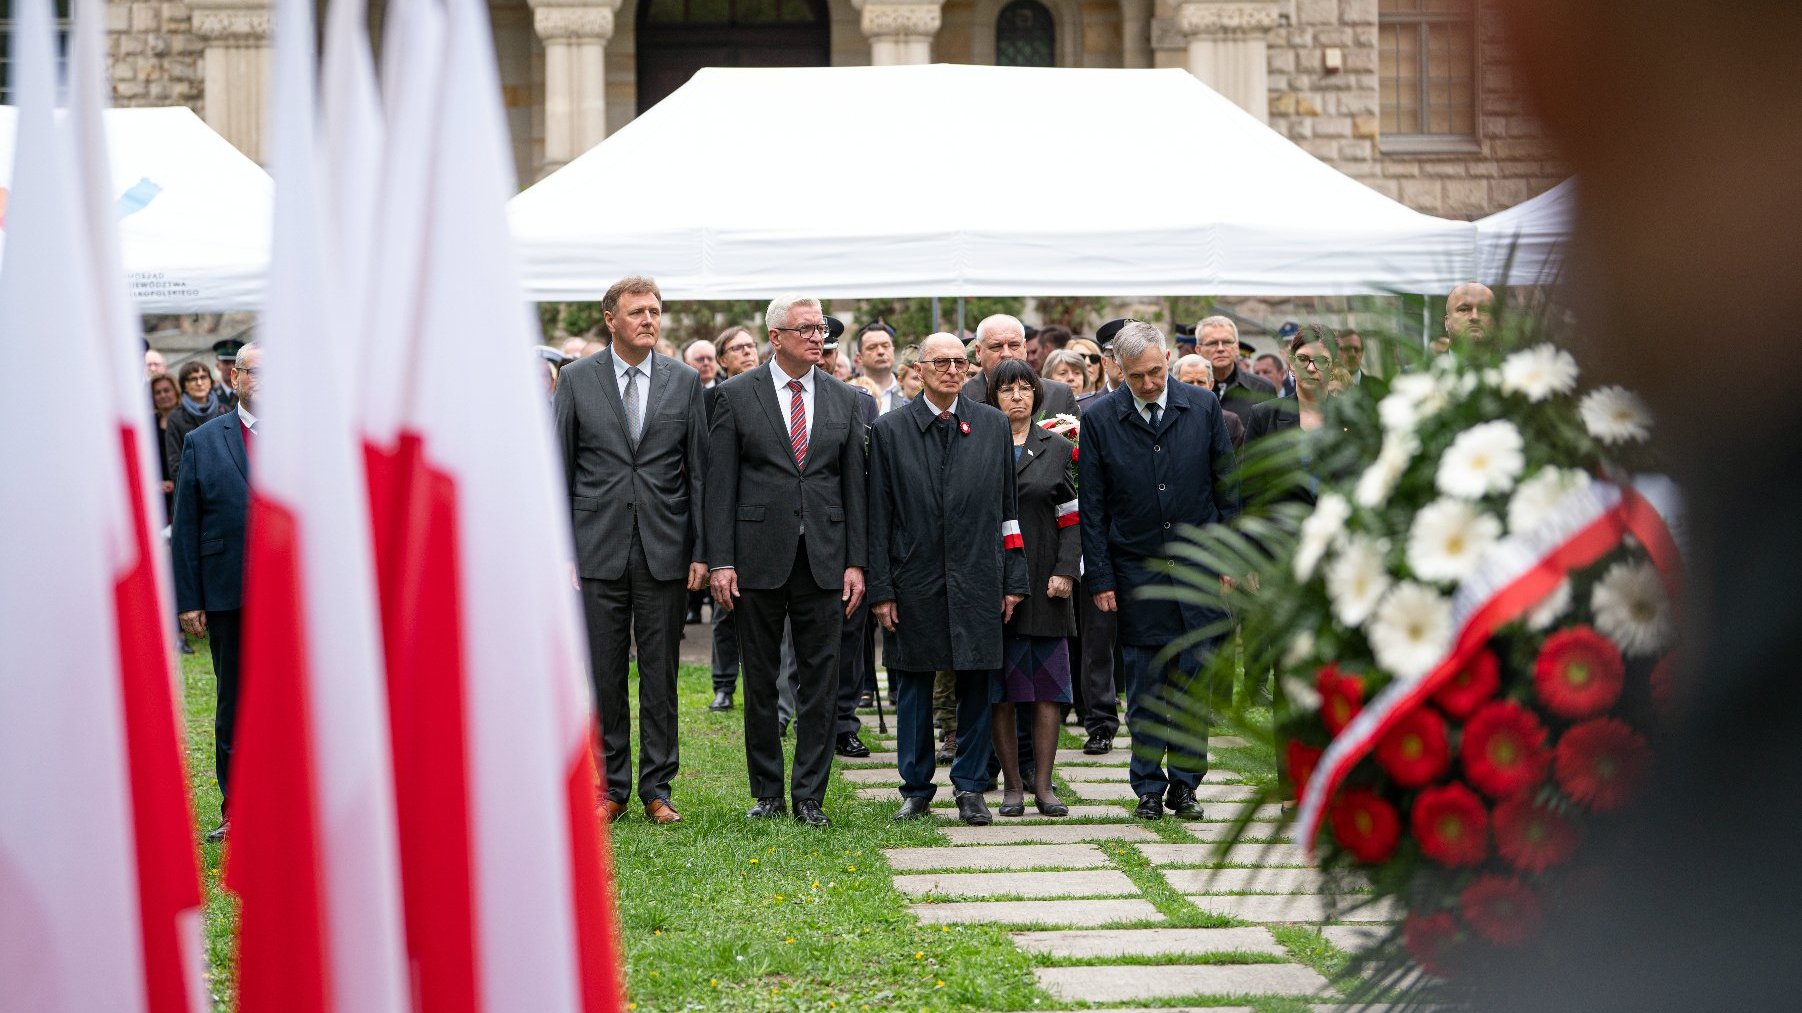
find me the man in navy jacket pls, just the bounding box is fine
[171,342,258,841]
[1077,322,1239,821]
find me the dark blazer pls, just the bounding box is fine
[1215,365,1278,418]
[1351,371,1389,402]
[170,410,250,613]
[162,400,229,481]
[1244,399,1300,443]
[868,394,1031,671]
[1006,425,1080,639]
[1077,383,1240,647]
[964,370,1080,418]
[556,349,707,582]
[705,361,868,590]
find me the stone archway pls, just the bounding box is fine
[635,0,832,114]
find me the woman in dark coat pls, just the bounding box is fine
[985,359,1080,817]
[163,360,230,482]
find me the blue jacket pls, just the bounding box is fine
[1077,380,1239,646]
[171,410,250,613]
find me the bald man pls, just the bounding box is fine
[1433,281,1496,352]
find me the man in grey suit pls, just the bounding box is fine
[707,294,868,828]
[556,275,708,826]
[962,314,1080,418]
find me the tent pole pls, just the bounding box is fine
[931,295,940,334]
[957,296,966,338]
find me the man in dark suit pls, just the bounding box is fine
[1197,315,1277,417]
[171,341,260,842]
[556,275,708,826]
[870,332,1031,827]
[963,314,1079,418]
[1078,322,1240,822]
[707,295,868,828]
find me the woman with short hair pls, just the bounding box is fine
[163,360,230,482]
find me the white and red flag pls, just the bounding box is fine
[361,0,626,1005]
[224,0,411,1008]
[0,0,200,1008]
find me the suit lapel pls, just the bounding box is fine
[643,351,672,421]
[223,412,248,480]
[593,349,630,439]
[751,363,801,474]
[1015,422,1048,475]
[801,370,833,474]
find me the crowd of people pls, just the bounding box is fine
[155,278,1496,836]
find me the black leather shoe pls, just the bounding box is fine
[709,691,733,712]
[1166,786,1205,820]
[1134,794,1165,821]
[835,732,871,758]
[747,797,787,819]
[1034,791,1070,817]
[894,796,933,821]
[956,790,993,826]
[934,735,955,765]
[204,820,229,843]
[1083,733,1113,755]
[858,692,875,708]
[793,799,830,828]
[685,606,702,624]
[997,792,1026,818]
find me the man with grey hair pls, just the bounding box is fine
[1196,315,1276,417]
[1078,321,1239,821]
[963,313,1080,417]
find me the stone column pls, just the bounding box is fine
[1120,0,1152,70]
[857,0,943,66]
[531,0,619,174]
[190,0,272,161]
[1174,0,1280,122]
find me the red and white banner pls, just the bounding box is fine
[1296,474,1684,852]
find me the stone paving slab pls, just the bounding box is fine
[1011,927,1286,958]
[1060,766,1241,784]
[1212,735,1249,748]
[839,767,954,785]
[912,898,1164,927]
[892,869,1138,899]
[1175,821,1291,843]
[853,787,1002,805]
[939,822,1160,845]
[1163,867,1330,895]
[1184,894,1400,923]
[1069,781,1260,802]
[1141,842,1314,867]
[1035,1008,1255,1013]
[1035,963,1329,1002]
[882,843,1110,871]
[934,805,1129,822]
[1319,924,1389,954]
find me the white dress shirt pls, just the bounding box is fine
[237,404,259,433]
[771,360,815,441]
[873,377,904,414]
[612,350,653,442]
[1132,385,1169,426]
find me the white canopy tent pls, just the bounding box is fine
[0,105,271,311]
[1475,177,1573,287]
[510,65,1478,300]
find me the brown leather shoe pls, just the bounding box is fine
[644,798,681,824]
[599,799,628,822]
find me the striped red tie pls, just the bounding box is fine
[787,379,808,468]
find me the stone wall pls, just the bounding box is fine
[106,1,206,110]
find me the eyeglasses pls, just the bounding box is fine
[775,324,829,339]
[236,367,260,376]
[921,357,967,373]
[1199,339,1237,351]
[183,375,210,385]
[1081,354,1101,364]
[1292,355,1328,370]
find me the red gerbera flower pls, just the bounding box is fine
[1554,717,1652,812]
[1460,875,1543,947]
[1492,795,1580,873]
[1461,701,1551,799]
[1375,706,1452,787]
[1410,782,1489,867]
[1286,740,1324,794]
[1402,909,1464,979]
[1317,663,1363,736]
[1433,648,1501,719]
[1533,626,1626,720]
[1329,788,1402,864]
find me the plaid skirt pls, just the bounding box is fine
[995,635,1073,704]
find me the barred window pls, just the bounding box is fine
[1378,0,1478,150]
[996,0,1054,68]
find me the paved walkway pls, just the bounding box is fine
[835,674,1400,1011]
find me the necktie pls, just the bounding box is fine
[623,365,643,446]
[787,379,808,468]
[1147,401,1162,429]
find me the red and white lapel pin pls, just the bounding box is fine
[959,421,971,436]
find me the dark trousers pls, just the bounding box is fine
[1120,643,1210,799]
[1078,580,1121,738]
[711,601,739,694]
[206,607,243,814]
[892,668,995,798]
[834,596,869,736]
[581,526,686,805]
[737,538,841,802]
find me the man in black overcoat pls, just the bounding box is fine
[870,333,1031,826]
[1078,322,1240,822]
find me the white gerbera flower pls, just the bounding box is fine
[1368,582,1454,680]
[1507,466,1587,535]
[1435,421,1526,499]
[1579,386,1653,444]
[1407,497,1503,584]
[1380,373,1449,434]
[1525,577,1572,631]
[1591,560,1674,656]
[1283,630,1318,670]
[1294,492,1351,582]
[1282,674,1323,713]
[1500,344,1579,402]
[1325,536,1392,628]
[1355,431,1417,508]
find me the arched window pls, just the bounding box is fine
[995,0,1054,68]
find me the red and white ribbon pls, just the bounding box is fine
[1055,499,1080,529]
[1002,518,1024,550]
[1295,474,1683,854]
